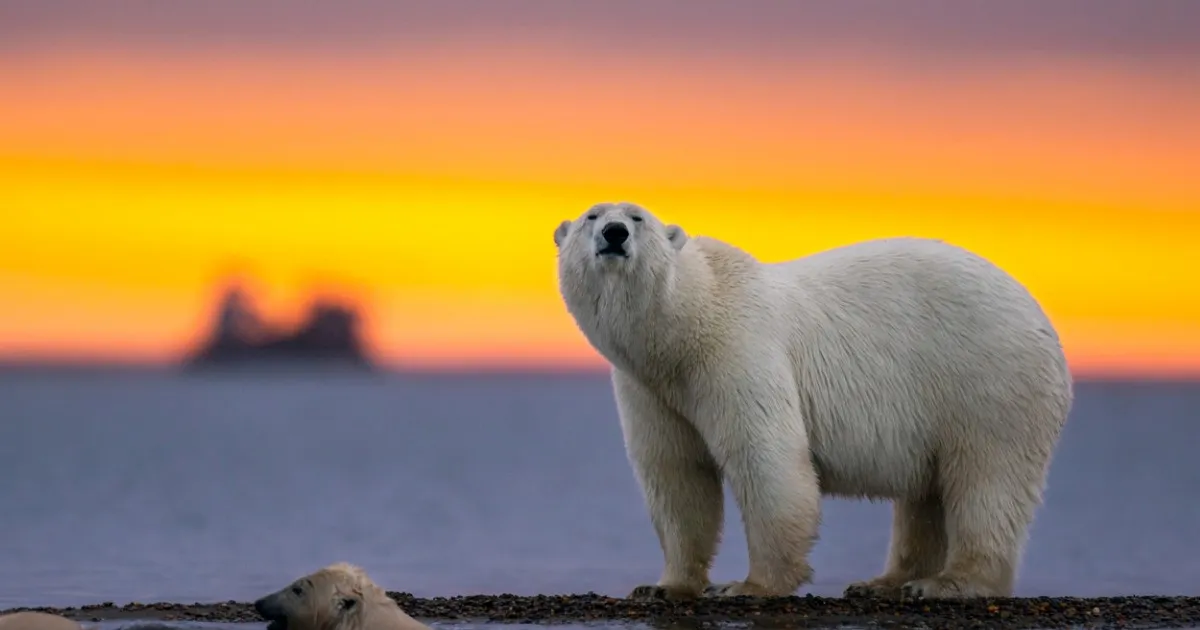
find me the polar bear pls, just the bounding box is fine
[253,562,428,630]
[553,202,1072,600]
[0,613,82,630]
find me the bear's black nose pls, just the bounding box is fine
[601,222,629,246]
[254,597,274,619]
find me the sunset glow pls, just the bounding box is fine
[2,19,1198,377]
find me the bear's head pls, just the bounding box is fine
[254,562,394,630]
[553,202,688,281]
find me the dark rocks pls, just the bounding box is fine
[5,595,1200,628]
[388,594,1200,628]
[183,282,374,371]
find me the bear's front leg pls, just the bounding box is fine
[613,370,724,601]
[697,373,821,598]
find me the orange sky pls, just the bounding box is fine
[1,41,1198,377]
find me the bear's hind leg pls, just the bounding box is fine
[845,494,947,598]
[614,371,725,601]
[900,448,1044,599]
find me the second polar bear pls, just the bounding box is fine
[254,562,428,630]
[553,202,1072,600]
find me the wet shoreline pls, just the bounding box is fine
[5,594,1200,629]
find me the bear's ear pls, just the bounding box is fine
[553,220,572,248]
[665,224,688,251]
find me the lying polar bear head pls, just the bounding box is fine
[553,202,688,276]
[253,562,427,630]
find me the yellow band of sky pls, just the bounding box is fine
[1,49,1197,376]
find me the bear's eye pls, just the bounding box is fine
[630,215,643,223]
[340,598,357,611]
[291,586,303,596]
[586,213,598,221]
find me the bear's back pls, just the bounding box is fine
[773,236,1056,346]
[0,613,81,630]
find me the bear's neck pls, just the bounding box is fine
[354,599,428,630]
[578,253,715,385]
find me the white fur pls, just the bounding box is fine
[554,202,1073,600]
[0,613,83,630]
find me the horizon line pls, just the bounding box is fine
[1,358,1198,384]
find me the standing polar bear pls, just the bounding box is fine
[553,202,1072,600]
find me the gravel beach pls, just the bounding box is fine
[5,594,1200,629]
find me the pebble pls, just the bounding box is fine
[4,594,1200,629]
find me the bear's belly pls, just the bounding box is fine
[812,457,926,499]
[649,360,938,501]
[807,425,936,500]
